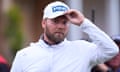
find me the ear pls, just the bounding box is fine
[41,19,46,29]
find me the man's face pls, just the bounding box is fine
[42,15,69,44]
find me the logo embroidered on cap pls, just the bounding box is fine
[52,5,68,12]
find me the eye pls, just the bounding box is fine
[62,20,68,25]
[51,18,59,24]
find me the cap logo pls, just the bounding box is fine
[52,5,68,12]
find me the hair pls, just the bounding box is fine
[112,36,120,43]
[114,39,120,44]
[112,36,120,49]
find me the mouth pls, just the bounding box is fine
[54,32,65,37]
[55,32,64,35]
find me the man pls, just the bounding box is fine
[10,1,119,72]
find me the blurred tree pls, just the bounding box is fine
[5,5,23,56]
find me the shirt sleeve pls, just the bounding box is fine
[10,51,23,72]
[80,18,119,65]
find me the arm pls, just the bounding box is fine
[80,18,119,63]
[92,64,112,72]
[65,9,119,64]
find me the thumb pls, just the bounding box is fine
[65,14,72,21]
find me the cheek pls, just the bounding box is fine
[46,24,56,33]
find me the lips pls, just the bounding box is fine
[55,32,64,35]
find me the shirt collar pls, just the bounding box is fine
[39,34,67,48]
[38,38,67,48]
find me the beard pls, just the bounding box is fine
[45,25,67,44]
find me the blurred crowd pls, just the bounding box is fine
[0,55,10,72]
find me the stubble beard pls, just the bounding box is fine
[45,26,66,44]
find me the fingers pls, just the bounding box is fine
[64,9,84,25]
[65,9,79,21]
[65,9,78,18]
[65,9,84,20]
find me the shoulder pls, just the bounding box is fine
[11,41,51,70]
[15,42,48,60]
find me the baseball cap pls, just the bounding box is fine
[43,1,70,19]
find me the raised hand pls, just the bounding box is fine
[65,9,85,26]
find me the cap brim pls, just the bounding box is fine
[47,11,66,19]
